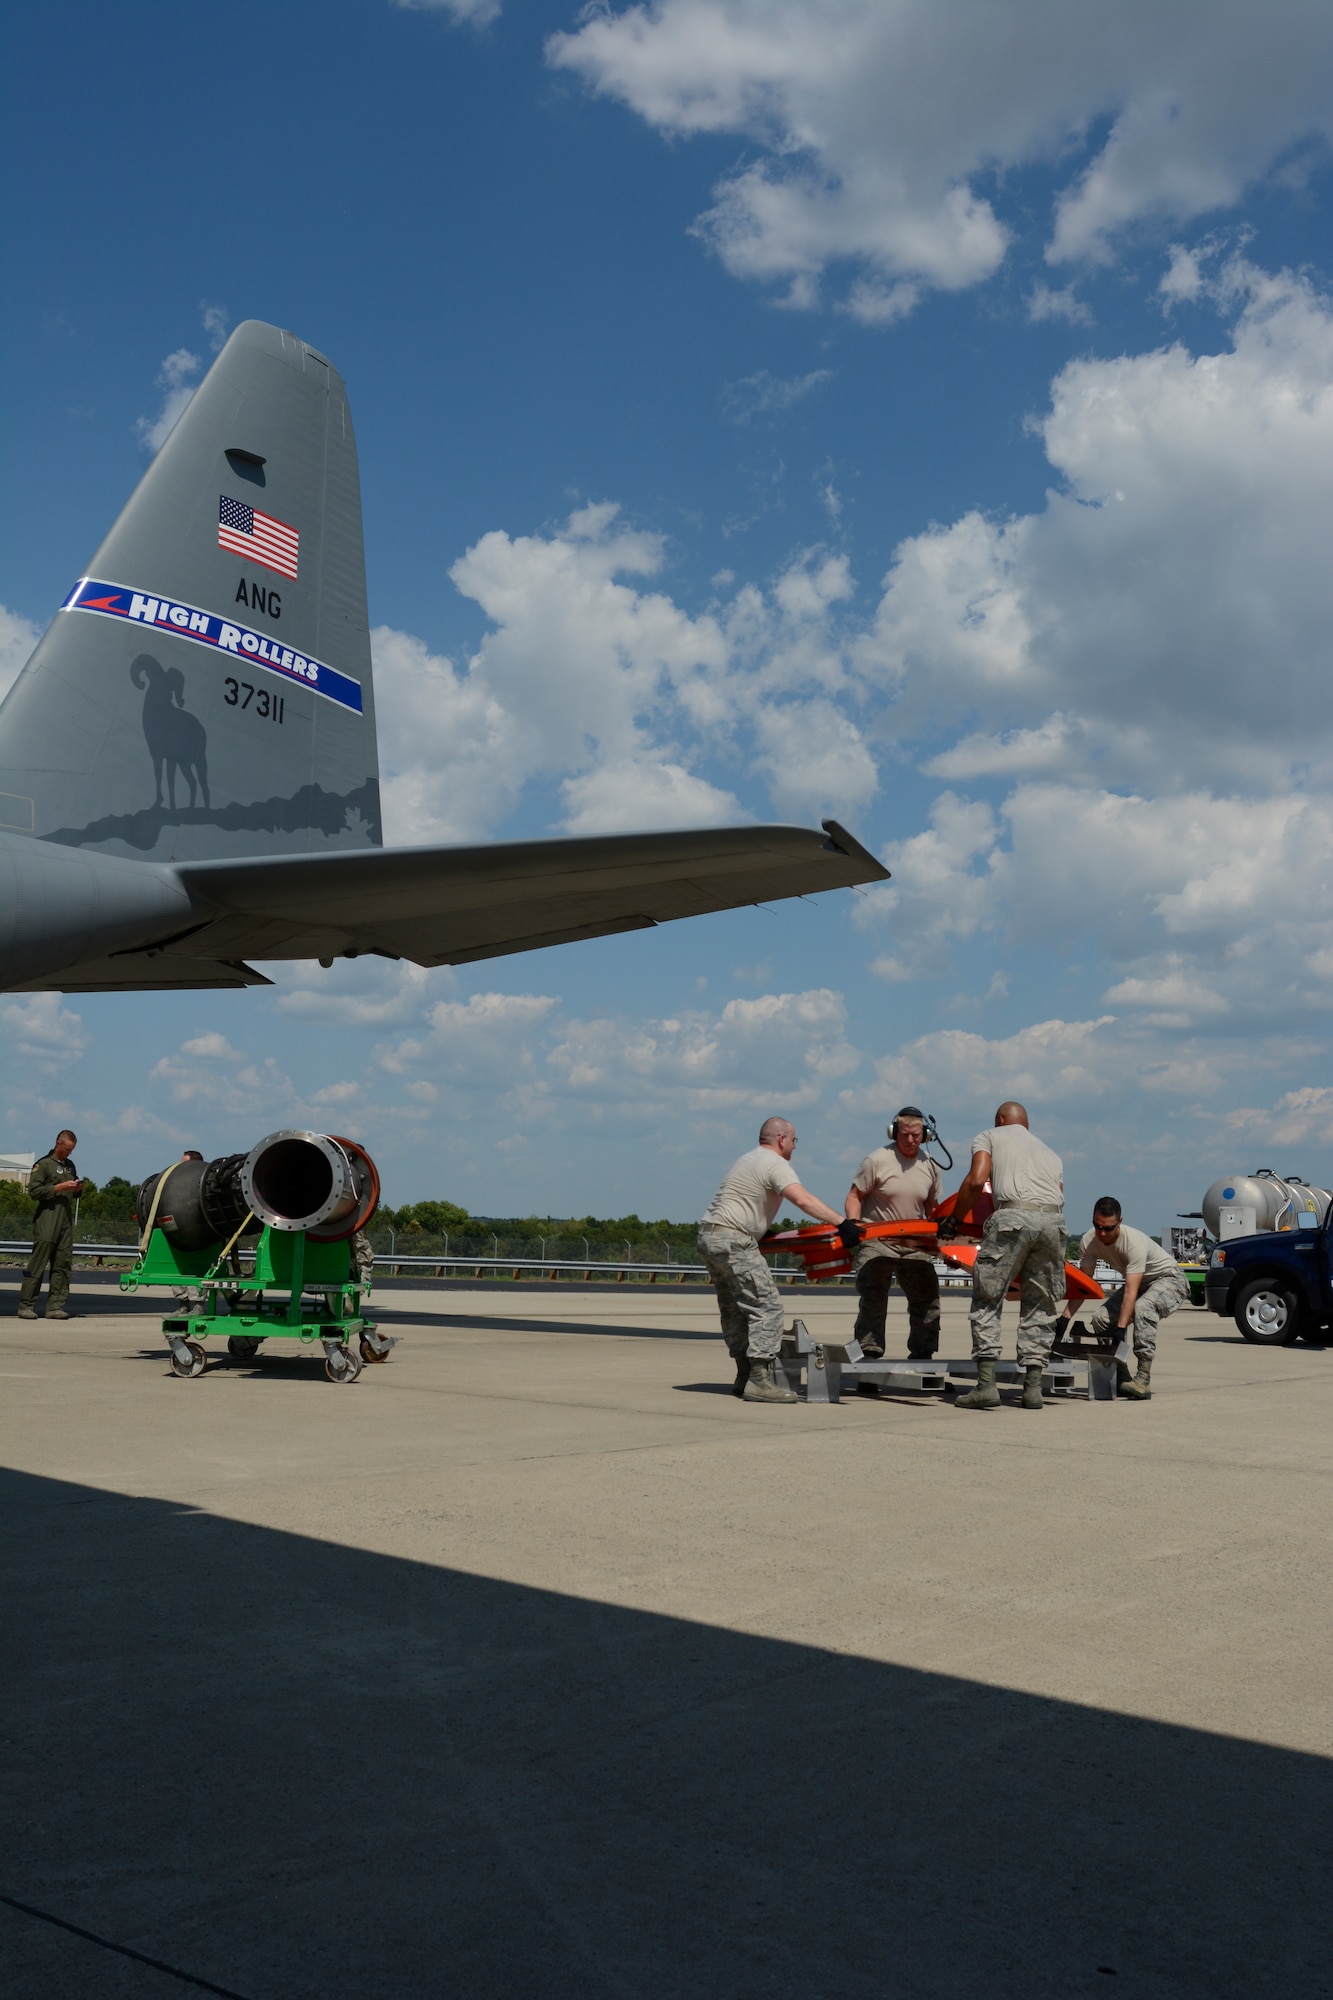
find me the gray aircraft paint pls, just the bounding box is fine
[0,320,381,863]
[0,321,888,993]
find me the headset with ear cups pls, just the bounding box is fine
[889,1107,953,1172]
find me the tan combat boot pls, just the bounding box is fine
[743,1357,798,1404]
[955,1358,1000,1409]
[1021,1363,1044,1409]
[1119,1358,1153,1400]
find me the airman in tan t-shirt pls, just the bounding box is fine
[844,1109,943,1360]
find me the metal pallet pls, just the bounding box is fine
[779,1320,1093,1402]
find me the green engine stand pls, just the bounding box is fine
[121,1225,396,1383]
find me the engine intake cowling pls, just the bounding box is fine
[240,1130,377,1239]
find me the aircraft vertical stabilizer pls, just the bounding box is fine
[0,324,892,997]
[0,321,381,863]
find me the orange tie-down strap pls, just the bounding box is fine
[758,1216,1103,1301]
[759,1217,937,1282]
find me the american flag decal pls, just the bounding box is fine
[218,494,299,580]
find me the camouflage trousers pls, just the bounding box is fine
[1084,1269,1190,1361]
[969,1207,1066,1366]
[20,1206,74,1314]
[853,1243,941,1357]
[697,1225,785,1361]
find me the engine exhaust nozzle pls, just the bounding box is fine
[240,1130,371,1238]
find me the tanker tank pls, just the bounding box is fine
[1201,1171,1331,1241]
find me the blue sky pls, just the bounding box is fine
[3,0,1332,1230]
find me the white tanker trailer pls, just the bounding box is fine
[1201,1170,1332,1241]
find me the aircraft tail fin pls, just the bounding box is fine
[0,321,381,862]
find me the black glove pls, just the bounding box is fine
[935,1214,960,1241]
[837,1218,866,1249]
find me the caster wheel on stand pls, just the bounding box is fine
[325,1345,363,1384]
[170,1340,207,1379]
[227,1336,262,1362]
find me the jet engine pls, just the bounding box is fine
[137,1131,379,1251]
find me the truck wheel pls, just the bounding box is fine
[1233,1279,1303,1345]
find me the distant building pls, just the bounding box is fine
[0,1151,35,1187]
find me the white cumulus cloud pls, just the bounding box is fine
[352,252,1331,1139]
[548,1,1333,316]
[132,307,231,454]
[272,959,435,1027]
[378,992,560,1096]
[721,367,834,423]
[134,348,202,455]
[1,994,89,1076]
[752,699,877,819]
[865,1015,1121,1119]
[393,0,501,23]
[560,758,743,835]
[861,260,1333,788]
[854,793,999,982]
[179,1032,242,1059]
[994,785,1333,1027]
[546,987,860,1114]
[854,781,1333,1033]
[373,503,734,843]
[1228,1086,1333,1148]
[0,603,41,704]
[373,506,873,840]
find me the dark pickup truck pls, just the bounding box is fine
[1206,1219,1333,1343]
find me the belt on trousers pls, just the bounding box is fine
[993,1201,1064,1213]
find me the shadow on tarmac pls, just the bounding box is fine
[3,1467,1329,1999]
[0,1289,168,1320]
[0,1282,719,1344]
[1179,1333,1327,1349]
[368,1308,718,1341]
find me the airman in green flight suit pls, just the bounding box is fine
[17,1130,83,1320]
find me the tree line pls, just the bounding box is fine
[0,1176,772,1258]
[0,1175,1092,1263]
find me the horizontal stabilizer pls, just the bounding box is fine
[174,817,888,970]
[5,819,889,990]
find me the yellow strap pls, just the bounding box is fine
[211,1210,256,1275]
[140,1166,252,1274]
[138,1163,179,1253]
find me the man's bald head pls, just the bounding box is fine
[994,1101,1029,1128]
[759,1116,794,1146]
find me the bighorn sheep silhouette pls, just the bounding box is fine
[131,654,210,809]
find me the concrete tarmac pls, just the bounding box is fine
[2,1279,1330,1998]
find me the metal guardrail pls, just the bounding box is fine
[0,1241,978,1286]
[0,1239,149,1260]
[391,1255,714,1282]
[0,1240,717,1283]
